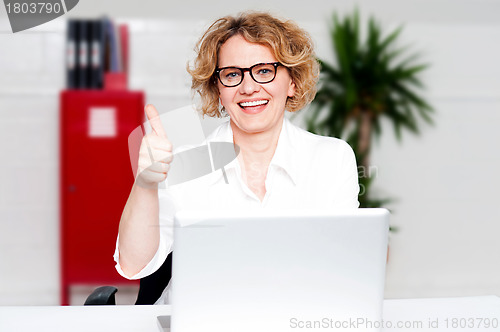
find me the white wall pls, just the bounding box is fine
[68,0,500,25]
[0,16,63,304]
[373,24,500,298]
[0,0,499,305]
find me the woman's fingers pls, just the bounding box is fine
[139,141,173,163]
[144,134,173,152]
[135,104,174,187]
[143,161,170,174]
[145,104,168,138]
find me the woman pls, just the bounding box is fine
[114,12,359,304]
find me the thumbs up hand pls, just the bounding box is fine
[136,104,174,189]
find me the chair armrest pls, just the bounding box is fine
[135,252,173,305]
[84,286,118,305]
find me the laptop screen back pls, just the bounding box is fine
[171,209,389,332]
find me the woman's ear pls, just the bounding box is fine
[287,79,296,98]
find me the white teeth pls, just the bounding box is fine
[239,100,268,107]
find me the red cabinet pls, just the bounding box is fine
[60,90,144,305]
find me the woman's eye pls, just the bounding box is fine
[225,71,241,79]
[256,67,274,76]
[222,69,240,78]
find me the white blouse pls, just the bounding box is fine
[114,117,359,304]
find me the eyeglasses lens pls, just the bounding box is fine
[219,63,277,87]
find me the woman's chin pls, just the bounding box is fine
[240,124,267,134]
[232,120,268,135]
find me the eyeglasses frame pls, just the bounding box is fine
[215,62,282,87]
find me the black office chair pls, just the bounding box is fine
[84,252,173,305]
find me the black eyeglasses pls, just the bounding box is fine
[215,62,282,87]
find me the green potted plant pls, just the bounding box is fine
[305,10,433,208]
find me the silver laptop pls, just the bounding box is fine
[169,209,389,332]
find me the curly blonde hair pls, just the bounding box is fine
[188,12,320,117]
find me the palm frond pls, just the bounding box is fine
[306,9,434,209]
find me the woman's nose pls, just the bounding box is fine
[238,71,260,94]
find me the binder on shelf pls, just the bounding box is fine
[77,20,90,89]
[119,24,129,74]
[65,17,129,90]
[66,20,78,89]
[90,20,105,89]
[105,18,119,73]
[103,23,129,90]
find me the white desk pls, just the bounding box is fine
[0,304,170,332]
[1,296,499,332]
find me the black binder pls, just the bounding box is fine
[66,20,79,89]
[77,20,90,89]
[89,20,106,89]
[65,17,123,89]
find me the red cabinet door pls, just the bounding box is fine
[60,90,144,305]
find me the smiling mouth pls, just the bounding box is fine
[238,100,269,109]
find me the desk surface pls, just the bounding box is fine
[1,296,499,332]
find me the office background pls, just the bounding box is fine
[0,0,499,305]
